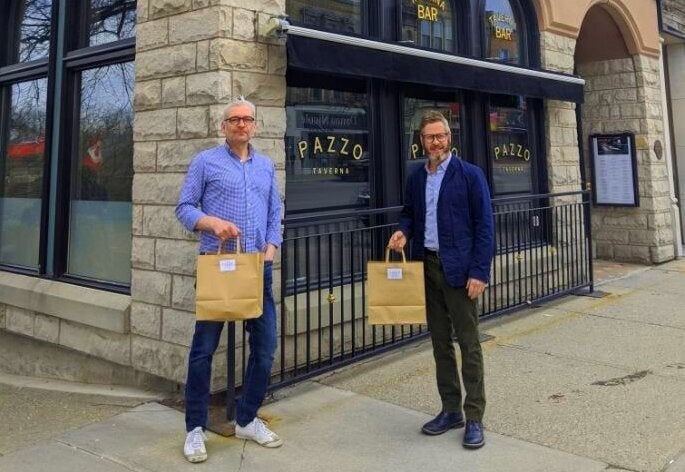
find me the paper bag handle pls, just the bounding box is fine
[217,236,242,255]
[385,247,407,263]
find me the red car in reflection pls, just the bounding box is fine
[7,138,45,159]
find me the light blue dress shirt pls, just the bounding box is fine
[176,143,282,253]
[424,154,452,251]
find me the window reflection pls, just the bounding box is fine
[402,0,455,52]
[0,79,47,268]
[484,0,520,64]
[87,0,136,47]
[67,63,134,284]
[489,95,532,194]
[285,87,370,214]
[287,0,362,34]
[17,0,52,62]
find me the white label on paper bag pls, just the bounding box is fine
[387,268,403,280]
[219,259,237,272]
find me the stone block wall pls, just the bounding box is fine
[130,0,287,384]
[540,32,583,195]
[579,56,675,263]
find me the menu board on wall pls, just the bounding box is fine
[659,0,685,38]
[590,133,639,207]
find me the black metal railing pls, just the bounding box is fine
[222,190,592,421]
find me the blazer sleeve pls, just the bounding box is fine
[467,166,495,283]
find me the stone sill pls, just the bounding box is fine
[0,272,130,333]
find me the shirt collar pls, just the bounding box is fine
[425,153,452,175]
[224,141,254,162]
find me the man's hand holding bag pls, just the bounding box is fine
[367,248,426,325]
[195,237,264,321]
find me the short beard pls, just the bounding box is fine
[427,149,449,164]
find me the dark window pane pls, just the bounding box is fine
[484,0,521,64]
[17,0,52,62]
[402,0,456,52]
[0,79,47,268]
[67,63,134,284]
[404,97,461,177]
[285,86,370,213]
[489,95,532,194]
[87,0,136,47]
[287,0,362,34]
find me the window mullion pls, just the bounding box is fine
[45,0,69,276]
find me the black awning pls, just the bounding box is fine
[287,35,584,103]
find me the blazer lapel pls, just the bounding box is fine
[439,155,459,197]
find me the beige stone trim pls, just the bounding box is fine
[0,272,130,333]
[534,0,660,58]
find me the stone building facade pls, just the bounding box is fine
[0,0,679,388]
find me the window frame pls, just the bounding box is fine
[477,0,541,68]
[484,94,539,196]
[286,0,371,37]
[397,0,464,54]
[0,0,58,275]
[0,0,136,292]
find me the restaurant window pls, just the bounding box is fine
[15,0,52,63]
[0,0,135,289]
[285,86,370,214]
[0,79,47,268]
[401,0,456,52]
[287,0,364,35]
[67,63,133,284]
[488,94,533,195]
[403,96,462,175]
[483,0,522,64]
[83,0,137,47]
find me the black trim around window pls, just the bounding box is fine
[0,0,135,292]
[284,0,555,217]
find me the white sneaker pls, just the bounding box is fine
[183,426,208,463]
[235,418,283,448]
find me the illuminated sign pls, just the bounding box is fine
[411,0,446,22]
[488,12,515,41]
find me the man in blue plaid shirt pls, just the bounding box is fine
[176,97,283,463]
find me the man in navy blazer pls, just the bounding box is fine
[388,110,494,449]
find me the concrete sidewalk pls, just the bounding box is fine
[1,259,684,472]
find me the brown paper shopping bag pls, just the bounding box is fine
[367,248,426,325]
[195,238,264,321]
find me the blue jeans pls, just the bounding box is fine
[185,262,277,431]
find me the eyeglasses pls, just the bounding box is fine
[224,116,256,125]
[421,132,450,143]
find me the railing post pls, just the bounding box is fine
[226,321,236,422]
[584,190,594,292]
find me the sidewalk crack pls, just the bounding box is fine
[236,440,247,472]
[54,439,153,472]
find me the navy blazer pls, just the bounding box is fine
[398,156,495,287]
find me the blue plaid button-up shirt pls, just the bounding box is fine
[176,143,282,253]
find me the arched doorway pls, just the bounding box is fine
[574,4,675,263]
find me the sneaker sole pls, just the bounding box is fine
[235,434,283,448]
[421,420,466,436]
[185,453,208,463]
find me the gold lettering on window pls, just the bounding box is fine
[493,143,531,162]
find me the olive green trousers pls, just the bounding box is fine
[424,252,485,421]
